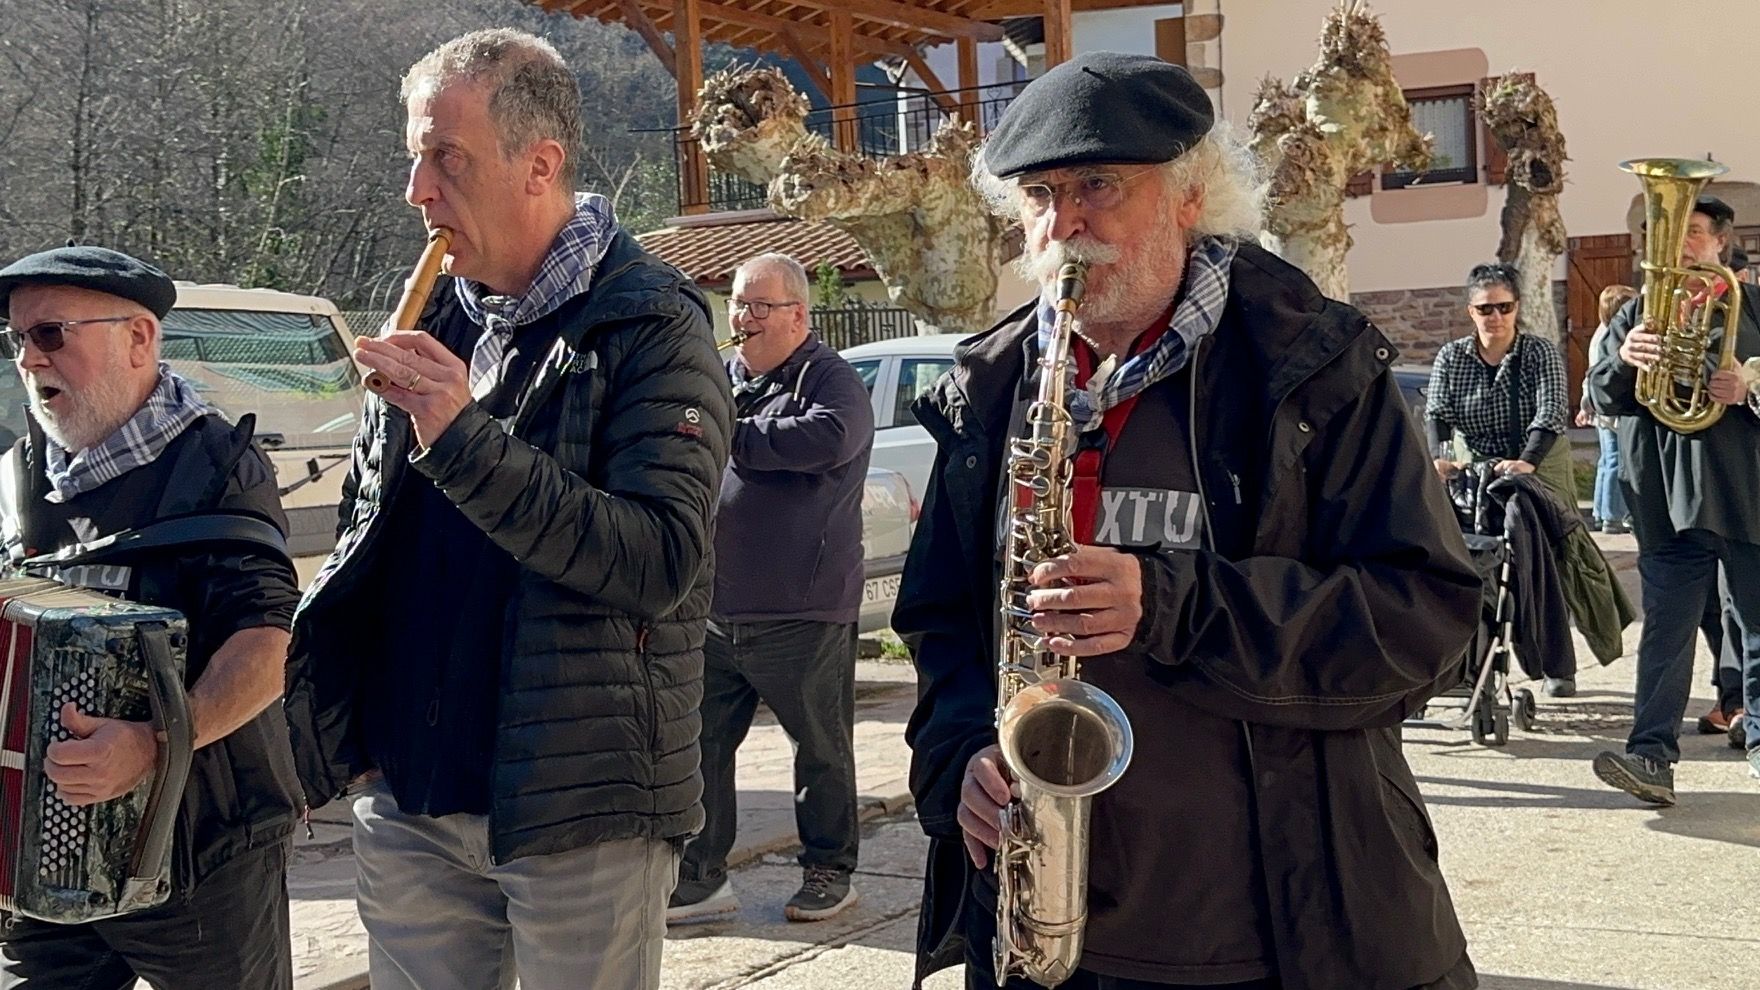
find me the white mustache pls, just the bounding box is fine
[1020,238,1123,285]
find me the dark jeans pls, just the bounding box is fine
[1698,566,1744,713]
[0,841,291,990]
[680,618,858,882]
[1630,530,1760,763]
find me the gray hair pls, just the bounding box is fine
[402,29,582,190]
[735,253,811,305]
[970,122,1267,243]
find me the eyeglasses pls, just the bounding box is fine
[1470,301,1518,316]
[727,299,801,320]
[1017,169,1157,218]
[0,316,134,359]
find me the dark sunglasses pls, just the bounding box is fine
[1470,301,1517,316]
[0,315,134,358]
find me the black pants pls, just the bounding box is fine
[680,618,858,881]
[0,841,291,990]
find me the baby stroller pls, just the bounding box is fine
[1406,461,1538,746]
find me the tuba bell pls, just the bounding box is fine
[1620,158,1742,434]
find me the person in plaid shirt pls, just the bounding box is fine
[1424,262,1572,494]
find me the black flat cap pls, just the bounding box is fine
[0,246,177,318]
[1695,194,1736,226]
[982,51,1214,178]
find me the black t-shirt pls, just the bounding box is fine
[359,317,550,817]
[10,418,302,883]
[994,355,1274,984]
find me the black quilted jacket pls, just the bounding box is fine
[285,231,733,862]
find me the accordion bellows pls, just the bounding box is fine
[0,577,191,924]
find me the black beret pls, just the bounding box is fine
[0,246,177,319]
[1695,194,1736,226]
[982,51,1214,178]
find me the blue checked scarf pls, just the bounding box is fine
[1037,236,1238,433]
[454,192,618,395]
[43,362,215,503]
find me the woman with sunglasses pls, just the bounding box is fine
[1425,262,1589,697]
[1424,262,1574,501]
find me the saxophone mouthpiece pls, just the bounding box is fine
[1056,263,1087,313]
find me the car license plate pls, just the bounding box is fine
[863,574,902,605]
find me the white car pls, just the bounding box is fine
[841,334,964,516]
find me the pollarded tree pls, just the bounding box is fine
[1247,0,1431,299]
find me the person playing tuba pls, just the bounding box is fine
[1588,192,1760,801]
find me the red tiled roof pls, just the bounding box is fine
[637,216,876,289]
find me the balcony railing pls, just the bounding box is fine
[813,305,919,350]
[669,82,1024,215]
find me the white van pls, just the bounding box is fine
[161,283,364,585]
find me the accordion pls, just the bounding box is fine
[0,577,192,924]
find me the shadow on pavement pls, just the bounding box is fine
[1479,976,1646,990]
[1415,774,1760,848]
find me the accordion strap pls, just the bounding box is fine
[19,512,292,573]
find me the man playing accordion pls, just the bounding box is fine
[0,247,301,989]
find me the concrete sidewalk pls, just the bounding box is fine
[291,528,1717,990]
[286,659,922,990]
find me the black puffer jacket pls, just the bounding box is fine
[898,244,1480,990]
[286,231,733,862]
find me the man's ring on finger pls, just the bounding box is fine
[407,372,423,390]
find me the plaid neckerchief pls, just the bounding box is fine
[42,363,215,503]
[454,192,618,396]
[1036,235,1239,433]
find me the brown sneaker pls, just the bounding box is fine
[1697,705,1739,734]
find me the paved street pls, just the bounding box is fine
[286,534,1760,989]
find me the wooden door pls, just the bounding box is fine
[1565,233,1635,410]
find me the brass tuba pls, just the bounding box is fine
[992,262,1134,988]
[1621,158,1742,434]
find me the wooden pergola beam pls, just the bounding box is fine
[674,0,709,214]
[778,0,1003,42]
[829,8,858,152]
[697,1,917,59]
[615,0,674,76]
[957,36,979,120]
[902,52,961,117]
[971,0,1169,15]
[779,28,832,102]
[1042,0,1072,68]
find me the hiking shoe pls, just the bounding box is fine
[1542,677,1576,698]
[666,876,738,925]
[1731,716,1752,752]
[1593,751,1676,805]
[784,866,858,922]
[1697,705,1739,734]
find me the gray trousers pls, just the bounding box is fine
[352,778,678,990]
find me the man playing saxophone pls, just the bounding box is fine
[1588,193,1760,800]
[897,53,1481,990]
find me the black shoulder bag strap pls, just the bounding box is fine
[1506,335,1527,460]
[19,511,293,573]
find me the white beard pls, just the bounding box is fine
[1016,220,1189,334]
[25,351,140,453]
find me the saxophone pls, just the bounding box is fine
[992,261,1135,988]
